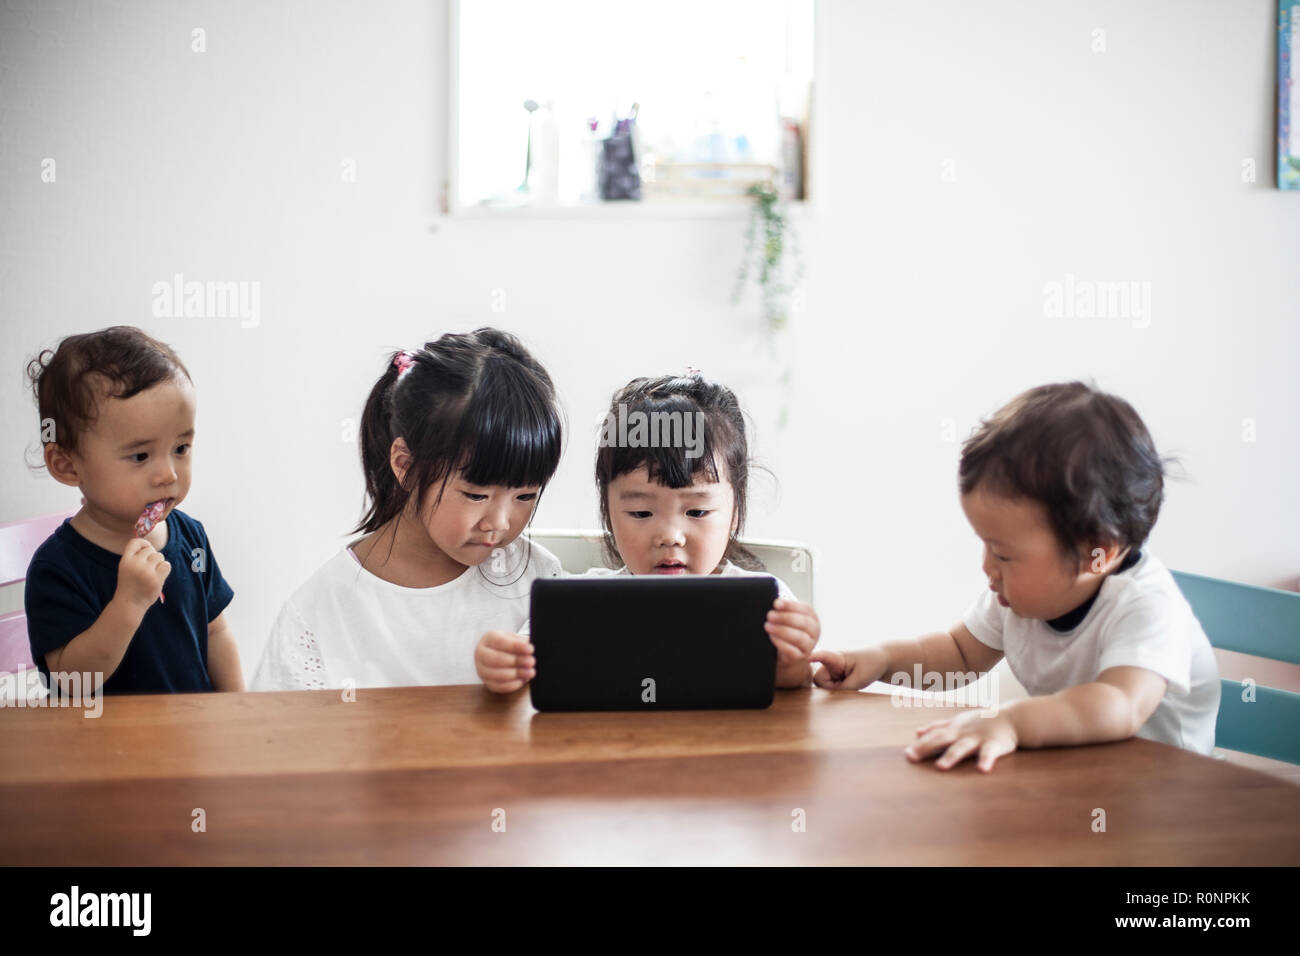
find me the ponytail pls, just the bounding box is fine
[352,329,563,537]
[355,354,410,534]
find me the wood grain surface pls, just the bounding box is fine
[2,685,1297,865]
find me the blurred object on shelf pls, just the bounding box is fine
[580,116,601,202]
[599,102,642,200]
[778,119,803,201]
[641,161,777,200]
[519,99,539,191]
[525,99,559,202]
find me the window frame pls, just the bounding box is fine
[443,0,815,219]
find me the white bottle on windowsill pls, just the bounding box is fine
[527,100,560,204]
[579,116,601,203]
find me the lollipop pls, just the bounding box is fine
[134,499,168,537]
[134,500,169,603]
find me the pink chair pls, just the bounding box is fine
[0,510,78,675]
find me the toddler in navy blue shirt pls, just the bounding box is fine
[24,326,241,694]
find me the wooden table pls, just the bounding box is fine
[2,685,1298,865]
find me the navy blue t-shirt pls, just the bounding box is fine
[24,509,234,694]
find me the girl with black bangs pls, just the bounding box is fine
[252,328,565,691]
[475,370,821,693]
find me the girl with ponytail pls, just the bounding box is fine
[252,328,565,690]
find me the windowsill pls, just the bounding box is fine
[438,198,812,222]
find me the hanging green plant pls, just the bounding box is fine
[733,182,803,334]
[733,181,803,431]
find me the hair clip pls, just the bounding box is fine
[685,366,702,378]
[393,351,416,376]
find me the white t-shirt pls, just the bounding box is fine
[519,561,794,635]
[251,537,562,690]
[963,550,1220,755]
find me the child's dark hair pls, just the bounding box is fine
[26,326,192,456]
[354,327,563,535]
[595,373,762,571]
[959,382,1171,557]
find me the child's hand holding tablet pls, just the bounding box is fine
[765,596,820,675]
[475,630,535,693]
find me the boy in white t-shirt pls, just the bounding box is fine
[813,382,1220,770]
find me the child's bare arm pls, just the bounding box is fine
[813,621,1003,690]
[206,612,245,691]
[905,666,1168,772]
[1004,666,1167,748]
[44,538,168,690]
[44,598,147,691]
[887,622,1004,686]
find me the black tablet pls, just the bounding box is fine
[528,575,779,712]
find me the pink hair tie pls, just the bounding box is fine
[393,351,416,376]
[685,366,702,378]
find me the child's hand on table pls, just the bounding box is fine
[766,598,821,687]
[905,709,1019,773]
[475,631,535,693]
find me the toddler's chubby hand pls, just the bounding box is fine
[765,598,820,664]
[475,631,535,694]
[810,647,887,691]
[905,709,1019,773]
[115,537,170,613]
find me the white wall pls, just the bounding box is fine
[2,0,1296,677]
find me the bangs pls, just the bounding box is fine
[607,441,721,489]
[600,392,722,488]
[454,361,562,489]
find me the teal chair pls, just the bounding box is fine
[1171,570,1300,765]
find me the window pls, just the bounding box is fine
[450,0,814,212]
